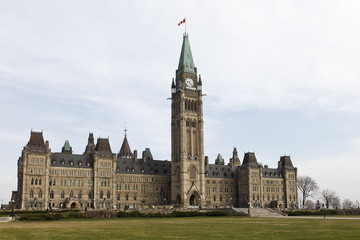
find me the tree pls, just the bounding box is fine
[304,199,315,209]
[321,189,339,209]
[297,176,318,208]
[343,199,353,209]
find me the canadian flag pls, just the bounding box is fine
[178,18,186,26]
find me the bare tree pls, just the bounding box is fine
[355,200,360,209]
[304,199,315,209]
[321,189,339,209]
[343,199,353,209]
[297,176,318,208]
[332,196,341,209]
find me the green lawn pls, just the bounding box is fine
[1,217,360,240]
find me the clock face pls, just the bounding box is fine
[185,78,194,87]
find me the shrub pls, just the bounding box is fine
[19,212,87,221]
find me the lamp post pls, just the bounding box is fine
[11,200,15,219]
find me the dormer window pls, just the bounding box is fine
[78,161,82,166]
[61,160,65,165]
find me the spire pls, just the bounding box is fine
[84,132,95,154]
[215,153,224,165]
[177,34,196,76]
[62,140,72,154]
[230,147,241,167]
[118,128,133,158]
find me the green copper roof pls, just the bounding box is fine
[144,148,153,160]
[63,140,71,151]
[215,154,224,163]
[177,34,196,76]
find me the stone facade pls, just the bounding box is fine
[12,34,298,210]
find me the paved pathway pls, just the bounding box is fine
[259,215,360,220]
[0,217,11,223]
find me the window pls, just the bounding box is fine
[53,179,56,186]
[70,191,74,198]
[31,178,34,185]
[35,179,38,185]
[50,191,54,199]
[107,191,110,199]
[117,194,120,201]
[61,191,65,199]
[78,191,82,199]
[125,194,128,200]
[39,178,42,185]
[134,195,137,200]
[100,191,103,199]
[190,166,197,180]
[29,190,34,198]
[38,190,42,199]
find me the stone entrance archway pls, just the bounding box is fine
[71,202,77,209]
[189,192,200,206]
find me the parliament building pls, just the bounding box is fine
[12,34,298,210]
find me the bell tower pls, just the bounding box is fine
[171,34,205,207]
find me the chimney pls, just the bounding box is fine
[142,150,146,163]
[205,156,209,166]
[134,150,138,163]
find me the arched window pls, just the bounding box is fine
[35,178,38,185]
[134,195,137,200]
[31,178,34,185]
[29,190,34,198]
[190,166,197,180]
[78,191,82,199]
[107,191,110,199]
[194,101,197,111]
[117,194,120,201]
[53,179,56,186]
[38,190,42,199]
[88,191,92,199]
[61,191,65,199]
[100,191,103,199]
[213,195,216,201]
[50,190,54,199]
[39,178,42,185]
[70,191,74,198]
[125,194,128,200]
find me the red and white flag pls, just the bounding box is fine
[178,18,186,26]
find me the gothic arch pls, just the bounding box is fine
[188,165,198,180]
[189,190,201,206]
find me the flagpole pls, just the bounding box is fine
[185,17,187,34]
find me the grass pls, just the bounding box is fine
[0,216,360,240]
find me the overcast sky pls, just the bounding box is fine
[1,0,360,204]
